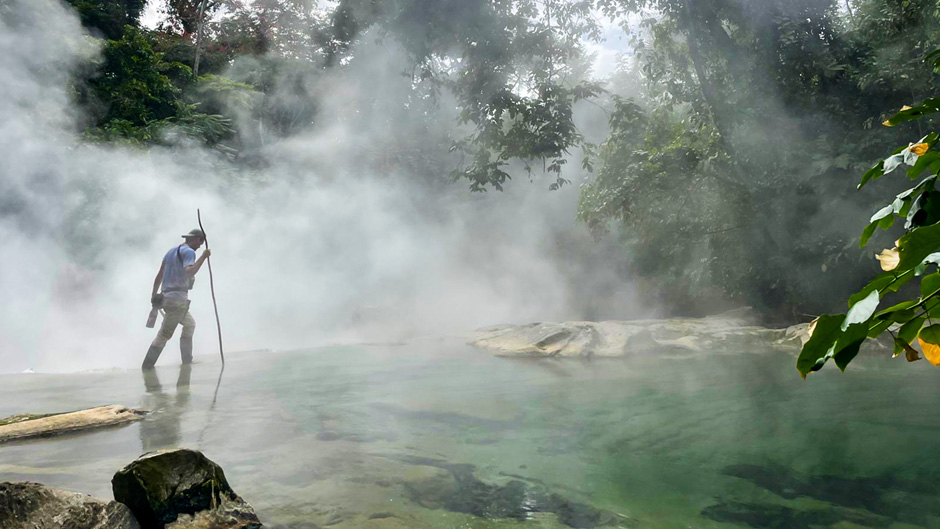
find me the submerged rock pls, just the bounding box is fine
[0,405,146,443]
[112,448,262,529]
[701,500,887,529]
[471,309,790,358]
[399,456,618,528]
[0,481,140,529]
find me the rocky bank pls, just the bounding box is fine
[469,309,810,358]
[0,449,262,529]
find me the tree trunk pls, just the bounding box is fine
[193,0,210,79]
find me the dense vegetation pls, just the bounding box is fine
[63,0,940,322]
[797,55,940,376]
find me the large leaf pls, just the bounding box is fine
[920,324,940,344]
[883,153,906,174]
[797,315,844,377]
[860,221,879,247]
[858,161,884,189]
[919,318,940,364]
[848,271,913,307]
[922,272,940,298]
[843,289,879,329]
[906,191,940,229]
[906,151,940,179]
[918,335,940,365]
[833,323,868,371]
[858,160,884,190]
[895,223,940,273]
[860,178,935,246]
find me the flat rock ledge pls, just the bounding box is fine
[0,405,147,443]
[0,481,140,529]
[470,313,803,358]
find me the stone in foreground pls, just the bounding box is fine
[112,448,262,529]
[0,405,146,443]
[0,481,140,529]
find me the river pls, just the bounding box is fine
[1,340,937,529]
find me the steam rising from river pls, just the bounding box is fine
[0,0,643,373]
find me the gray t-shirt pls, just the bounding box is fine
[161,244,196,300]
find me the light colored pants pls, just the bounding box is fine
[151,298,195,348]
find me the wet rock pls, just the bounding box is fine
[399,456,617,528]
[721,463,936,523]
[471,310,790,358]
[0,481,140,529]
[701,501,887,529]
[112,448,261,529]
[399,464,459,508]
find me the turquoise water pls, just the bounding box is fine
[1,341,939,529]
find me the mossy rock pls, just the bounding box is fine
[112,449,258,529]
[0,481,140,529]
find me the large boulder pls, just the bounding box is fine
[112,449,261,529]
[0,481,140,529]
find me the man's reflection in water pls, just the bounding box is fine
[140,365,192,451]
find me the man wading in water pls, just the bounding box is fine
[142,229,211,369]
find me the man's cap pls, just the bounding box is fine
[181,229,206,239]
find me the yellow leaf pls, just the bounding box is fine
[883,120,893,127]
[918,338,940,365]
[901,105,913,111]
[911,142,929,157]
[875,247,900,271]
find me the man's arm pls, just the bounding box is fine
[151,261,165,298]
[185,249,211,276]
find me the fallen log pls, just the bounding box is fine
[0,405,147,443]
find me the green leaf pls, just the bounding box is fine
[922,272,940,298]
[858,160,884,189]
[867,319,894,338]
[833,322,869,371]
[870,203,896,223]
[900,316,926,343]
[920,324,940,345]
[873,301,919,328]
[894,316,927,356]
[895,223,940,273]
[849,271,913,306]
[844,289,879,329]
[906,151,940,178]
[878,214,895,230]
[884,98,940,127]
[797,315,845,377]
[860,222,879,247]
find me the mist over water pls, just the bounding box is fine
[0,0,644,374]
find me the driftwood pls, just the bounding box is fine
[0,405,147,443]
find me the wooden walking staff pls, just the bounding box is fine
[198,209,225,365]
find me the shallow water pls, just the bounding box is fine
[1,340,939,529]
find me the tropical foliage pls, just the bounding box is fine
[579,0,940,318]
[797,52,940,376]
[62,0,940,329]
